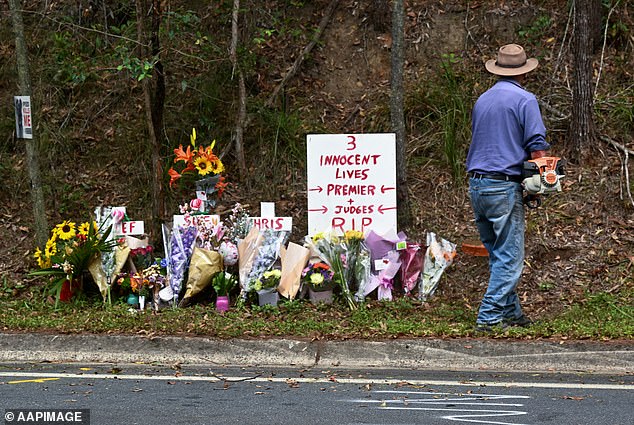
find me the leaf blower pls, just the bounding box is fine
[521,156,566,208]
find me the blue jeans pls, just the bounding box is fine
[469,178,525,325]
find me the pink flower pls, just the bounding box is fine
[112,209,125,223]
[190,198,203,211]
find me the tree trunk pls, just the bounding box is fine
[390,0,411,229]
[8,0,49,246]
[230,0,247,174]
[569,0,600,162]
[136,0,165,243]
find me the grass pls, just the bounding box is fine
[1,289,631,340]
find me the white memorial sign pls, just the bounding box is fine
[307,133,397,235]
[248,202,293,231]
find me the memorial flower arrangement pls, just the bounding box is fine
[168,128,228,211]
[241,229,288,295]
[304,232,356,310]
[301,262,334,291]
[253,269,281,291]
[225,203,252,244]
[342,230,372,302]
[31,219,116,302]
[130,245,154,273]
[212,271,238,296]
[163,224,198,303]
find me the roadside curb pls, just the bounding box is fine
[0,333,632,373]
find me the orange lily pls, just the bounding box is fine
[168,168,182,187]
[215,176,228,198]
[173,144,193,164]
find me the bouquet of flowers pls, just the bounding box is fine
[241,229,288,296]
[341,230,372,301]
[30,219,117,304]
[212,271,238,296]
[114,273,132,295]
[304,232,356,310]
[141,262,167,299]
[130,245,154,273]
[419,232,457,301]
[168,128,228,212]
[253,269,281,292]
[130,273,150,298]
[301,262,334,291]
[224,202,252,245]
[162,223,197,304]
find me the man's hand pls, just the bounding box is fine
[523,194,542,209]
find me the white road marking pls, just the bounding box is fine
[0,371,631,390]
[348,390,530,425]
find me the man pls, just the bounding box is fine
[466,43,550,332]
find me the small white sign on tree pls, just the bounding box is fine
[307,133,397,235]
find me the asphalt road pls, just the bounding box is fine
[1,362,632,425]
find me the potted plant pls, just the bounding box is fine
[212,271,237,312]
[253,269,281,306]
[302,262,335,304]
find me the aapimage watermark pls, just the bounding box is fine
[4,409,90,425]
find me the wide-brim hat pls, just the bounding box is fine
[485,44,538,76]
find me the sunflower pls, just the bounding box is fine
[33,247,51,269]
[55,220,76,240]
[208,156,225,174]
[78,222,91,236]
[194,156,213,176]
[44,238,57,258]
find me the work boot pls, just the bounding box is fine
[474,322,509,333]
[503,315,533,327]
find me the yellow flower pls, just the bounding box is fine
[45,239,57,257]
[34,247,50,268]
[344,229,364,241]
[190,128,197,147]
[55,220,76,240]
[209,157,224,174]
[312,232,325,242]
[310,273,324,285]
[78,222,91,236]
[194,156,213,176]
[264,269,281,279]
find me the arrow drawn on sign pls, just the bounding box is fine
[308,205,328,214]
[378,205,397,214]
[381,185,396,193]
[309,186,323,193]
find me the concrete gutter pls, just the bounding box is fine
[0,333,631,373]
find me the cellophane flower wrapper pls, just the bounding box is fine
[364,229,407,263]
[304,233,356,310]
[179,246,223,306]
[238,227,264,297]
[278,242,310,300]
[191,215,225,251]
[363,250,401,300]
[245,229,289,294]
[195,174,221,212]
[400,242,424,296]
[164,223,197,302]
[225,203,253,245]
[353,241,372,302]
[93,206,117,300]
[418,232,457,301]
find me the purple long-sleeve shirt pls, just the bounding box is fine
[466,78,550,176]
